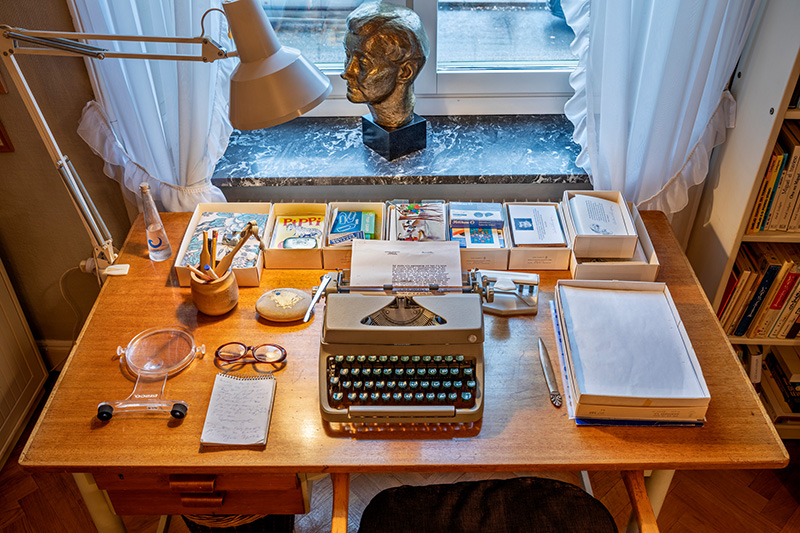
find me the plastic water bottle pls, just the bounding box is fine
[140,183,173,262]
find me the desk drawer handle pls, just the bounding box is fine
[180,492,225,507]
[169,474,216,493]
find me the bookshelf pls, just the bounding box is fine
[687,0,800,439]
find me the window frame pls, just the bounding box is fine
[301,0,576,116]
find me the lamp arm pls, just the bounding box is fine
[2,26,232,63]
[0,45,118,271]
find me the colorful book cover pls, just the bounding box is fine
[269,215,325,249]
[450,227,505,249]
[180,212,268,269]
[449,202,504,229]
[328,210,376,246]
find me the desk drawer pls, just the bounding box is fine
[94,473,308,515]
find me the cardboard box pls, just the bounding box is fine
[507,202,571,271]
[569,206,660,281]
[561,191,638,258]
[174,202,271,287]
[263,203,328,269]
[323,202,386,270]
[451,202,510,270]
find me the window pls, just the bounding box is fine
[265,0,577,115]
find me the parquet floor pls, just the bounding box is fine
[2,405,799,533]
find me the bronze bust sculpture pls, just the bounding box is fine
[342,1,429,129]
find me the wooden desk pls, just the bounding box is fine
[20,211,788,530]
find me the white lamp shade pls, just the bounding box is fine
[223,0,331,130]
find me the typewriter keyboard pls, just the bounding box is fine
[326,354,478,409]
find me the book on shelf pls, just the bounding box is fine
[327,209,377,246]
[764,352,800,412]
[760,367,800,424]
[725,248,759,334]
[760,145,787,231]
[742,345,763,385]
[785,121,800,232]
[771,273,800,338]
[448,202,504,229]
[733,243,785,337]
[770,124,800,231]
[269,215,325,249]
[507,203,566,247]
[567,195,631,236]
[747,148,780,233]
[717,268,739,320]
[554,281,709,425]
[450,227,506,249]
[763,140,789,231]
[771,345,800,387]
[751,243,796,337]
[721,252,756,333]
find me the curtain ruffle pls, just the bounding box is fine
[77,101,227,211]
[562,0,592,180]
[638,90,736,213]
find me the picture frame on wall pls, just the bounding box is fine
[0,120,14,152]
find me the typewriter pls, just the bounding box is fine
[318,270,490,424]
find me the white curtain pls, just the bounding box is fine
[562,0,760,214]
[68,0,233,211]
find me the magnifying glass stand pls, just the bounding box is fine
[97,326,204,421]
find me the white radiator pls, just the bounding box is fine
[0,256,48,469]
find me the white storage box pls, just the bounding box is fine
[263,203,328,269]
[174,203,271,287]
[323,202,386,270]
[569,206,660,281]
[507,202,571,271]
[562,191,638,259]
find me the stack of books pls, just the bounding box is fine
[760,346,800,424]
[719,242,800,339]
[746,120,800,234]
[553,280,710,426]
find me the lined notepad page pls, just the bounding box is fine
[201,374,276,446]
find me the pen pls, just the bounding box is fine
[204,264,219,280]
[188,264,213,282]
[200,230,211,270]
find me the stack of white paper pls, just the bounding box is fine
[553,280,710,425]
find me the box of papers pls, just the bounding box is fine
[174,202,271,287]
[449,201,505,229]
[561,191,638,259]
[449,203,510,270]
[569,205,660,281]
[263,203,328,269]
[553,279,710,423]
[506,202,571,270]
[323,202,386,270]
[387,201,448,242]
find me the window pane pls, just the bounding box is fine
[264,0,366,71]
[437,0,577,70]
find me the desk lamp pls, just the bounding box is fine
[0,0,331,279]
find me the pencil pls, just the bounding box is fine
[211,230,217,269]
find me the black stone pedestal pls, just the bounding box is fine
[361,113,427,160]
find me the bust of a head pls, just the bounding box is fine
[342,2,429,129]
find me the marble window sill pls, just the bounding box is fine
[211,115,589,201]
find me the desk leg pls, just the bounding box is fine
[624,469,675,533]
[331,473,350,533]
[72,473,126,533]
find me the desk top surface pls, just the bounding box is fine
[20,212,788,475]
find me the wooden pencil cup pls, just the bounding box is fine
[190,269,239,316]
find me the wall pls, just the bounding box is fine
[0,0,130,366]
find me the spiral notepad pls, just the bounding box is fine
[200,373,276,447]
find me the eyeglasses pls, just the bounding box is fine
[215,342,287,365]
